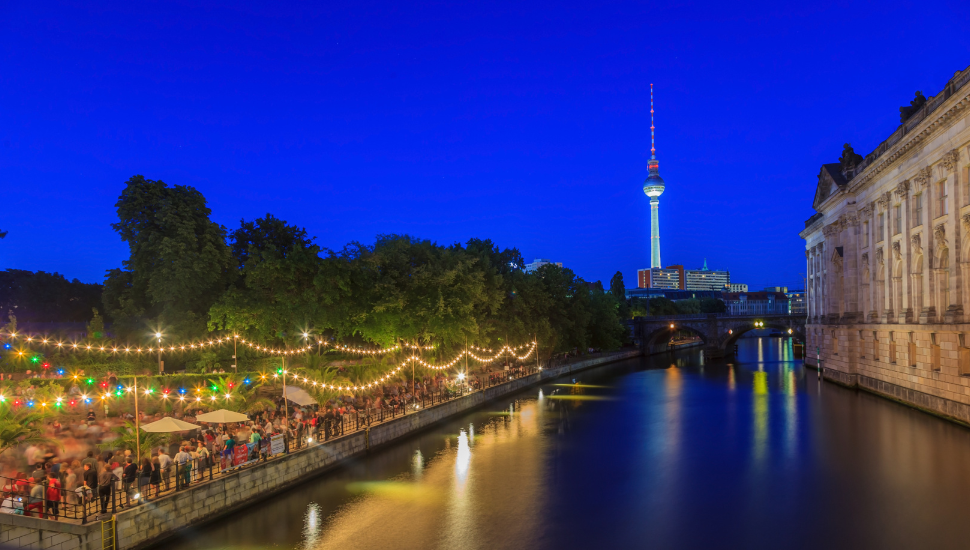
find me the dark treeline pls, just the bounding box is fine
[0,270,103,324]
[96,176,628,356]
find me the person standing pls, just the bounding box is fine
[122,458,137,506]
[82,463,97,512]
[158,449,173,492]
[174,447,192,487]
[97,464,113,516]
[44,476,61,520]
[149,457,161,498]
[138,458,152,500]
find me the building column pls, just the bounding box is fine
[877,193,894,322]
[844,214,861,321]
[806,249,814,319]
[944,151,963,322]
[897,185,912,322]
[917,171,934,323]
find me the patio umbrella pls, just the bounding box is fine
[140,417,202,433]
[283,387,318,407]
[195,409,250,423]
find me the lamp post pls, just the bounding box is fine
[133,375,140,462]
[233,334,238,374]
[156,332,163,375]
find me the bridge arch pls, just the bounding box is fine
[719,320,805,352]
[640,322,708,354]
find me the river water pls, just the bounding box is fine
[161,338,970,550]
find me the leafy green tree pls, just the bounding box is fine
[648,297,678,316]
[209,215,323,342]
[609,271,625,302]
[699,297,727,313]
[104,175,232,339]
[674,299,701,314]
[87,308,105,339]
[588,288,628,349]
[99,421,166,460]
[0,270,103,324]
[0,410,58,457]
[325,235,488,347]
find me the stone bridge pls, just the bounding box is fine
[630,313,806,358]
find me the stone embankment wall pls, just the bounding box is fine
[0,349,641,550]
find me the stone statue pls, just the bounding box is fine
[840,143,864,173]
[899,91,927,123]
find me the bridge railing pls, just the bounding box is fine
[633,312,804,320]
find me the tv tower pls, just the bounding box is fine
[642,83,665,268]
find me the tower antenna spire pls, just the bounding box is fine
[650,83,656,159]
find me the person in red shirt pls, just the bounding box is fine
[45,477,61,520]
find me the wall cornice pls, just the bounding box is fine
[848,85,970,194]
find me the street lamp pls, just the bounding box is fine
[156,332,163,375]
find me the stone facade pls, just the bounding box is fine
[801,64,970,424]
[0,350,641,550]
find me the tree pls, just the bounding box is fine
[99,421,166,460]
[648,297,678,316]
[0,410,58,458]
[609,271,625,302]
[104,175,232,339]
[699,297,727,313]
[209,215,323,342]
[0,270,103,324]
[588,289,628,350]
[87,308,105,339]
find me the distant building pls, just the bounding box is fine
[786,290,806,315]
[729,283,748,292]
[625,288,722,301]
[764,286,789,293]
[723,291,790,316]
[685,259,730,291]
[639,266,684,289]
[666,265,686,289]
[524,259,562,273]
[637,269,650,289]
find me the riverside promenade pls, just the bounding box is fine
[0,348,641,550]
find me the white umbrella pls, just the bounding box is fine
[283,386,318,407]
[195,409,250,423]
[140,417,202,433]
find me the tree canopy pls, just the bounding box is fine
[103,175,232,339]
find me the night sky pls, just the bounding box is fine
[1,1,968,290]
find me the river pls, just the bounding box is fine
[159,338,970,550]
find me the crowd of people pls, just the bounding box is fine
[0,360,536,520]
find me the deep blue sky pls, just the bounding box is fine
[1,1,968,290]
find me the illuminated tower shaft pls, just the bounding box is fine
[642,84,666,270]
[650,197,661,267]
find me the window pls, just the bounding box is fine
[894,204,902,234]
[937,180,948,217]
[863,221,869,247]
[878,214,885,242]
[913,193,922,226]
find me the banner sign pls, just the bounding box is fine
[270,434,285,456]
[220,443,259,471]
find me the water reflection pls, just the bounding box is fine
[164,339,970,550]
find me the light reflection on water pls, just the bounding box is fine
[161,337,970,550]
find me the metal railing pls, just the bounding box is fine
[0,353,616,525]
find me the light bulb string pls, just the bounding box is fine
[0,331,431,357]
